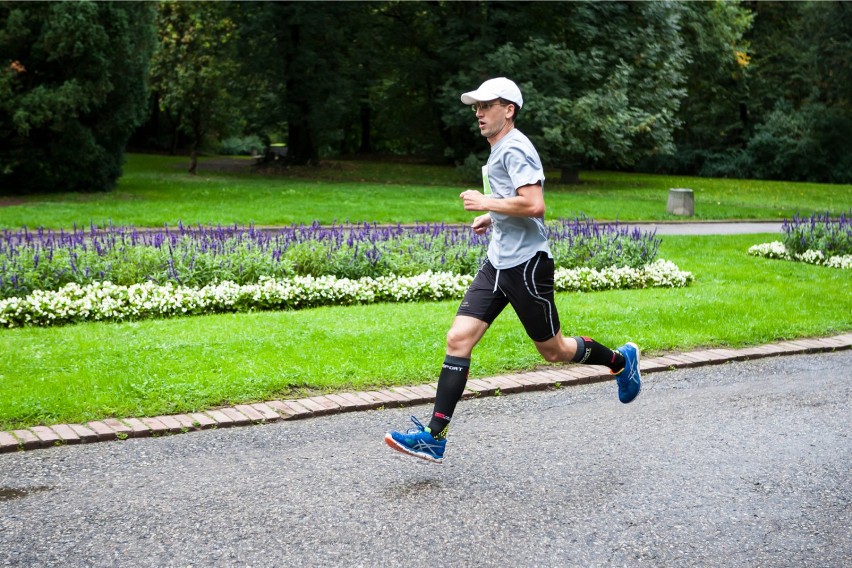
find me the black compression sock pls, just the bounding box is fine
[571,336,625,372]
[427,355,470,439]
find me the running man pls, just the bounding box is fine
[385,77,641,463]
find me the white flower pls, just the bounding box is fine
[554,259,693,292]
[749,242,851,269]
[825,255,852,269]
[748,241,791,260]
[0,263,691,328]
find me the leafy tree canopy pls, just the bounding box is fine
[149,1,240,174]
[0,1,155,194]
[441,2,688,176]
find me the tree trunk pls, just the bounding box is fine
[281,20,320,166]
[287,117,318,166]
[188,120,201,175]
[188,148,198,175]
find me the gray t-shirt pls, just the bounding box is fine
[484,128,551,269]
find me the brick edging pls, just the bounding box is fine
[2,334,851,454]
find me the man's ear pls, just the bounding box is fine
[506,103,516,121]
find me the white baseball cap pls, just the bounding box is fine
[460,77,523,109]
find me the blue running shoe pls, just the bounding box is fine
[385,416,446,464]
[614,342,641,403]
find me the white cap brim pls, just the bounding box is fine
[461,88,502,105]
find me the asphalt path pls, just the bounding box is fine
[1,351,849,567]
[626,221,783,235]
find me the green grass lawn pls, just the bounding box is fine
[1,155,849,431]
[1,233,849,431]
[0,153,849,229]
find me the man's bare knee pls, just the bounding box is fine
[535,334,576,364]
[446,327,472,353]
[445,317,488,356]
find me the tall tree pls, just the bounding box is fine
[660,1,753,174]
[0,1,155,194]
[233,2,378,166]
[717,1,852,182]
[441,2,689,182]
[367,1,545,158]
[149,1,240,174]
[232,1,543,162]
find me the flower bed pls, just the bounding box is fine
[781,212,851,257]
[0,218,660,299]
[0,219,695,327]
[0,260,693,328]
[749,212,852,269]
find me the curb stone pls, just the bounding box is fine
[2,334,850,454]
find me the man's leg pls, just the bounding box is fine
[426,315,489,438]
[533,332,640,402]
[534,332,625,372]
[503,253,639,403]
[385,261,505,462]
[384,316,492,463]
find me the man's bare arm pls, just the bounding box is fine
[459,183,545,218]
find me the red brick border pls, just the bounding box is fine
[1,334,850,454]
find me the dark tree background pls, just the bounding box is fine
[2,1,851,193]
[0,1,155,194]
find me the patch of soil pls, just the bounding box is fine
[176,157,257,173]
[0,197,28,207]
[192,157,362,178]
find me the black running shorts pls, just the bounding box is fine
[456,251,561,342]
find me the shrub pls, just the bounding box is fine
[0,3,156,194]
[549,216,660,270]
[748,241,852,270]
[455,152,489,185]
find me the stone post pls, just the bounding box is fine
[667,188,694,216]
